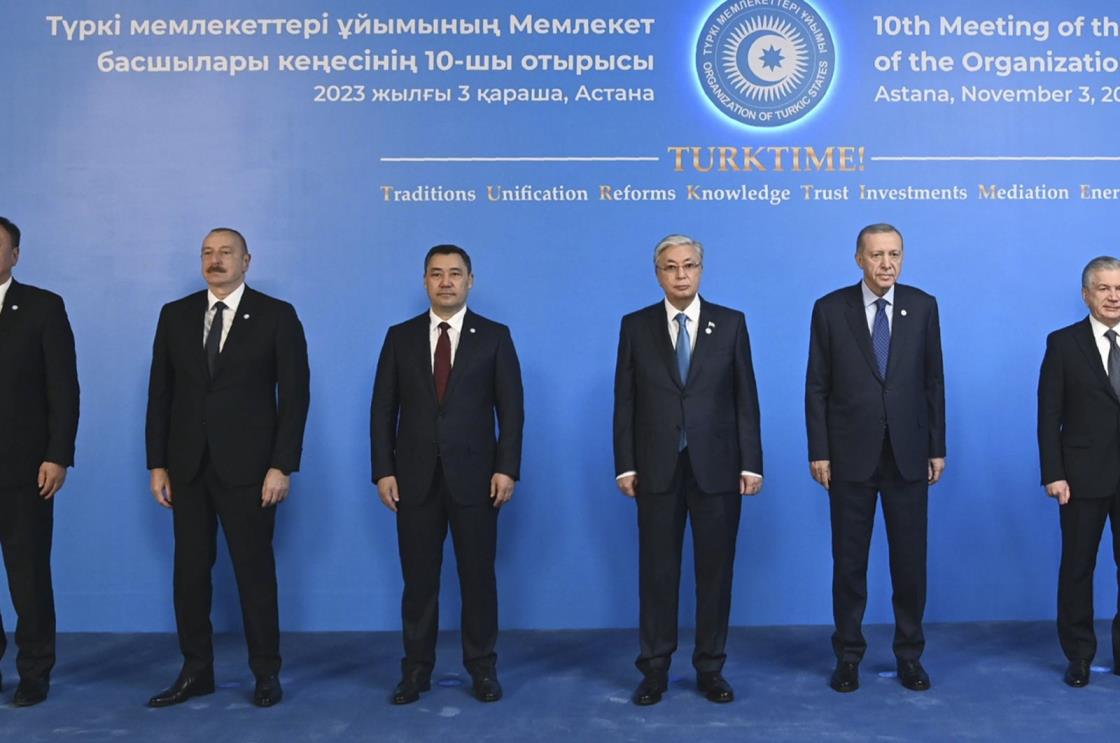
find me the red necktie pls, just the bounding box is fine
[434,321,451,402]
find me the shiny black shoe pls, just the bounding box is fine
[147,669,216,707]
[471,671,503,703]
[697,672,734,703]
[632,674,668,706]
[897,660,931,691]
[830,661,859,693]
[1065,659,1091,688]
[391,671,431,705]
[13,678,49,707]
[253,674,283,707]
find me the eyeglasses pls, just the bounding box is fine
[657,262,701,275]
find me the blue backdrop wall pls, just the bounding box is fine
[1,0,1117,632]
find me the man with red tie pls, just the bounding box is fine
[371,245,524,705]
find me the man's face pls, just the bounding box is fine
[0,228,18,283]
[655,243,703,308]
[201,231,250,295]
[856,231,903,296]
[1083,268,1120,327]
[424,252,473,317]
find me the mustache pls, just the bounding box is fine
[206,266,227,274]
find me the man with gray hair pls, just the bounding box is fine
[1038,255,1120,688]
[613,234,763,705]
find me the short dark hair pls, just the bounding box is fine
[424,244,472,274]
[0,216,21,248]
[207,227,248,254]
[856,223,903,253]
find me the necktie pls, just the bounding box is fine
[676,312,691,450]
[872,298,890,378]
[205,301,226,376]
[1106,329,1120,398]
[434,321,451,402]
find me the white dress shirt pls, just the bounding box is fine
[0,275,11,315]
[429,305,467,370]
[861,281,895,334]
[1088,315,1120,373]
[203,282,246,352]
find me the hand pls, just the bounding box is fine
[616,474,637,498]
[740,473,762,496]
[928,457,946,485]
[1045,479,1071,506]
[37,461,67,499]
[490,473,516,508]
[150,467,173,508]
[377,475,400,512]
[261,468,290,508]
[809,460,831,490]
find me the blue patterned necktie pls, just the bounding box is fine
[676,312,691,450]
[872,297,890,378]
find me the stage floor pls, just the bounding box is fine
[0,622,1114,742]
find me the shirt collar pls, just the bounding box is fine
[0,275,12,306]
[430,305,467,333]
[861,281,895,308]
[1089,314,1120,339]
[207,282,246,315]
[664,295,701,326]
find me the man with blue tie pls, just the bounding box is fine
[805,223,946,694]
[613,234,763,705]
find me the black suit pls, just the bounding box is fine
[371,309,523,675]
[0,280,79,683]
[1038,317,1120,664]
[146,286,309,677]
[806,282,945,663]
[613,298,762,675]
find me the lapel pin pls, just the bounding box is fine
[243,313,250,320]
[705,327,713,335]
[900,309,907,317]
[469,327,476,334]
[10,305,17,311]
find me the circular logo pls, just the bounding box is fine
[695,0,836,128]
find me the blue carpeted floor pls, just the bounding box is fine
[0,622,1114,742]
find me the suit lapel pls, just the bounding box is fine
[211,287,254,380]
[0,279,21,339]
[443,309,479,404]
[649,303,683,389]
[885,286,910,381]
[686,300,715,386]
[1074,317,1120,403]
[843,284,882,382]
[408,312,438,403]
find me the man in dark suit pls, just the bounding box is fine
[1038,255,1120,688]
[805,223,945,694]
[371,244,523,705]
[0,216,79,707]
[613,234,763,706]
[145,227,309,708]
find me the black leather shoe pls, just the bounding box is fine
[697,672,734,703]
[147,669,216,707]
[897,660,931,691]
[632,674,668,706]
[1065,659,1091,688]
[253,674,283,707]
[471,671,503,703]
[13,678,49,707]
[830,661,859,693]
[391,671,431,705]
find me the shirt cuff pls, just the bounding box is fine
[616,471,637,480]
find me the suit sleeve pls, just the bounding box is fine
[733,312,763,475]
[492,326,524,480]
[925,297,947,459]
[370,328,400,483]
[270,303,310,474]
[805,299,831,462]
[612,317,636,476]
[1037,332,1065,485]
[145,305,173,470]
[41,294,79,467]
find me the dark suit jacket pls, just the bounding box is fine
[805,282,946,483]
[0,280,80,487]
[370,309,524,505]
[145,286,310,486]
[613,298,763,495]
[1038,317,1120,499]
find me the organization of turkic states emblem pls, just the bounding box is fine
[695,0,836,127]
